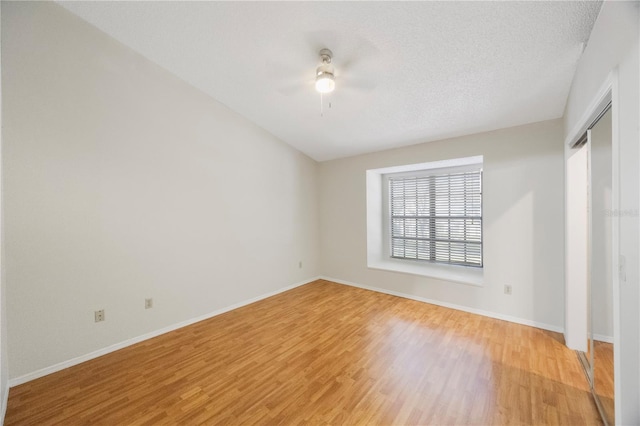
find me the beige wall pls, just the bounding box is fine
[2,2,319,380]
[319,119,565,329]
[0,0,8,418]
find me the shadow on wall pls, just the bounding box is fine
[482,132,565,327]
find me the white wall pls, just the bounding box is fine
[2,2,319,381]
[564,1,639,423]
[319,119,565,330]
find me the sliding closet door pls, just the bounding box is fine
[589,108,614,425]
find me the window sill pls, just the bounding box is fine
[367,258,484,287]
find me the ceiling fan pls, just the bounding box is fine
[315,48,335,94]
[275,45,377,98]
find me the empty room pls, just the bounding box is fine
[0,1,639,425]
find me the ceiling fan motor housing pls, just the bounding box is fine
[319,48,333,64]
[315,48,335,93]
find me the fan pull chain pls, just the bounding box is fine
[319,94,332,117]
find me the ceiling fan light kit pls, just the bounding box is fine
[315,71,335,94]
[315,48,335,94]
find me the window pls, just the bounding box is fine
[386,167,483,267]
[366,156,484,285]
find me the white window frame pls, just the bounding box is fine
[366,156,484,286]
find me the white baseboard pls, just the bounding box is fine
[593,333,614,344]
[8,277,320,388]
[320,276,564,334]
[8,275,567,388]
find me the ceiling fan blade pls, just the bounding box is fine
[339,57,358,73]
[276,75,316,96]
[334,40,382,93]
[277,82,309,96]
[338,40,381,71]
[338,74,377,92]
[303,30,340,56]
[346,81,377,92]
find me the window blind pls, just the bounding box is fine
[389,170,482,267]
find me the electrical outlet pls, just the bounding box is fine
[298,261,302,269]
[145,298,153,309]
[94,309,105,322]
[504,285,512,295]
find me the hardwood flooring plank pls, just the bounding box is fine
[5,280,600,425]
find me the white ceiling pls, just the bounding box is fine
[58,1,602,162]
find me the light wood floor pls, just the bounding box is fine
[6,280,600,425]
[593,341,614,425]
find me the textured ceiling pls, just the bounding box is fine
[58,1,602,161]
